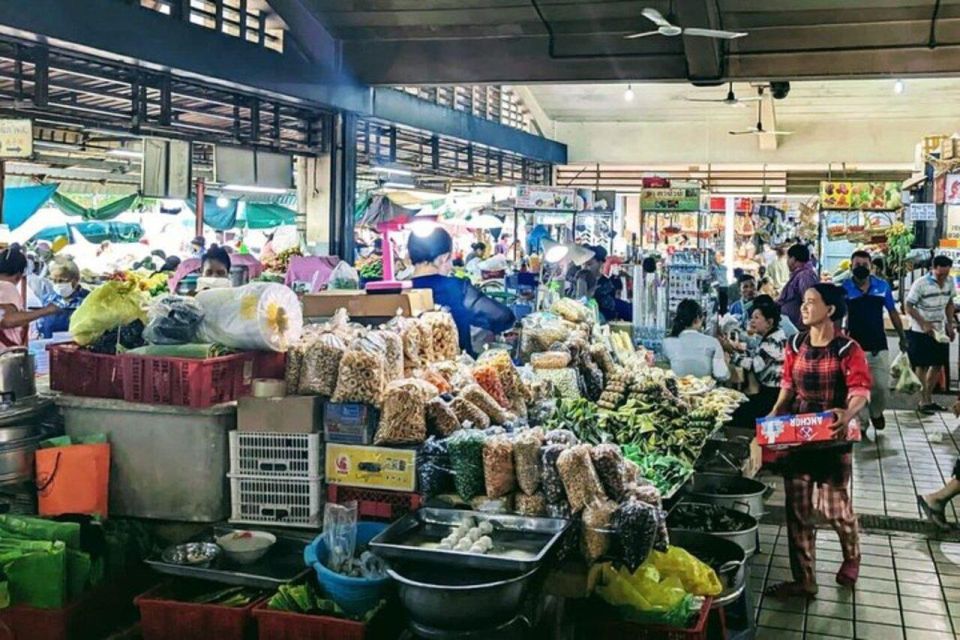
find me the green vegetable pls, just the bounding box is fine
[267,582,385,621]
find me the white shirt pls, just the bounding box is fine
[663,329,730,380]
[905,273,954,331]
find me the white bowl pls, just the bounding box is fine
[215,530,277,565]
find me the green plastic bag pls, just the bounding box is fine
[1,540,67,608]
[66,549,92,599]
[0,516,81,549]
[69,280,148,346]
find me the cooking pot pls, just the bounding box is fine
[684,472,772,517]
[667,501,759,557]
[668,529,746,609]
[387,563,540,631]
[0,425,38,484]
[0,349,35,404]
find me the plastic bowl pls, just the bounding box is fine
[304,521,390,616]
[216,530,277,565]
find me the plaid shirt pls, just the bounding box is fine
[781,332,872,413]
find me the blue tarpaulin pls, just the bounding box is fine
[2,184,58,230]
[185,196,238,230]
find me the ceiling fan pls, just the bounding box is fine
[685,82,760,108]
[728,90,793,136]
[624,8,747,40]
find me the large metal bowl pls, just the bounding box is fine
[684,472,771,517]
[667,502,759,557]
[387,563,540,631]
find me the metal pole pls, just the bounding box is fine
[195,177,205,239]
[0,160,5,225]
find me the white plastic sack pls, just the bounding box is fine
[196,282,303,352]
[890,351,909,383]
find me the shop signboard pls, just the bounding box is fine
[819,181,902,210]
[641,181,700,212]
[0,119,32,159]
[708,196,753,213]
[945,173,960,204]
[945,206,960,238]
[515,185,577,211]
[908,203,937,222]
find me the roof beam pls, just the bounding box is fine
[675,0,724,82]
[263,0,337,64]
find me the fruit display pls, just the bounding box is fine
[356,254,383,280]
[262,246,302,273]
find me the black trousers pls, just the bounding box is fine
[732,385,781,428]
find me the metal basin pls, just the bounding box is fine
[667,502,759,557]
[0,425,39,485]
[387,563,540,631]
[685,472,770,517]
[668,529,746,609]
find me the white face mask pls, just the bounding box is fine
[54,282,74,298]
[196,276,232,292]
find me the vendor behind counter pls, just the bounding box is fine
[408,226,515,356]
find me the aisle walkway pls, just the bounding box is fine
[751,408,960,639]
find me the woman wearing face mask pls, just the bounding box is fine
[37,258,88,339]
[0,245,61,348]
[195,245,233,292]
[408,227,515,356]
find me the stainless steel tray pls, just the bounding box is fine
[144,526,311,589]
[369,508,570,573]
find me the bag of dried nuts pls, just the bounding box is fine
[590,443,626,500]
[482,434,516,498]
[581,497,618,563]
[556,445,605,514]
[513,428,544,496]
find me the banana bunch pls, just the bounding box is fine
[610,331,636,365]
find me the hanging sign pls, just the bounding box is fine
[641,181,700,212]
[945,174,960,205]
[908,203,937,222]
[819,181,901,210]
[0,119,32,159]
[515,185,576,211]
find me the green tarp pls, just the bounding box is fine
[52,192,139,221]
[244,202,296,229]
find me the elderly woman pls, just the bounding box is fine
[37,257,88,339]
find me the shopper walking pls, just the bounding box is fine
[841,250,907,431]
[663,299,729,380]
[777,244,820,329]
[904,254,956,414]
[766,284,870,599]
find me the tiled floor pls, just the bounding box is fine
[751,408,960,639]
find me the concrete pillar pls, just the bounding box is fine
[297,154,332,255]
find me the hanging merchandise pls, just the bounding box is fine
[196,282,303,352]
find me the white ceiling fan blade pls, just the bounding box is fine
[641,7,674,28]
[623,30,661,39]
[683,27,748,39]
[767,130,794,136]
[735,96,761,102]
[684,97,727,103]
[729,129,759,135]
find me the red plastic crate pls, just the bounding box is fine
[120,351,257,408]
[252,601,398,640]
[46,343,123,399]
[326,485,421,521]
[0,581,138,640]
[588,597,713,640]
[135,581,264,640]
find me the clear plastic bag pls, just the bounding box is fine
[328,261,360,290]
[322,501,358,574]
[330,336,386,406]
[623,482,662,507]
[422,310,460,361]
[482,434,516,498]
[374,379,430,445]
[614,499,660,571]
[577,352,604,402]
[589,343,619,378]
[520,313,571,360]
[284,346,304,395]
[557,445,605,513]
[418,436,454,498]
[372,330,404,382]
[582,497,618,563]
[416,319,436,364]
[447,429,487,501]
[299,333,347,396]
[387,313,422,375]
[450,397,490,430]
[531,352,571,370]
[473,365,510,408]
[540,444,569,507]
[513,429,544,495]
[545,429,579,447]
[534,368,581,398]
[591,444,626,500]
[515,492,547,517]
[143,295,205,345]
[426,397,461,436]
[462,384,513,425]
[890,351,909,381]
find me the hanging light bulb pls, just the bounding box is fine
[216,196,229,208]
[894,79,904,95]
[624,84,635,102]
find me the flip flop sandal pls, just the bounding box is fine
[836,559,859,588]
[917,495,951,530]
[764,582,817,601]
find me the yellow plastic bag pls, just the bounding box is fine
[594,564,654,610]
[69,281,148,346]
[649,547,723,597]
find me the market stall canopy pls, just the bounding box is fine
[185,195,239,231]
[244,203,296,230]
[52,192,140,222]
[357,193,418,227]
[1,184,58,230]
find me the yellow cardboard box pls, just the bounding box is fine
[325,444,417,492]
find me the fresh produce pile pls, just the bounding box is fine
[167,584,264,607]
[623,451,693,496]
[355,254,383,281]
[261,246,302,273]
[268,582,385,621]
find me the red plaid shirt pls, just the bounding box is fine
[781,332,872,413]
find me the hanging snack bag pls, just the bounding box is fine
[581,497,618,563]
[556,445,605,513]
[450,397,490,430]
[447,429,487,501]
[426,397,461,436]
[591,444,626,500]
[330,334,387,406]
[513,428,544,496]
[482,434,516,498]
[462,384,513,425]
[374,379,430,445]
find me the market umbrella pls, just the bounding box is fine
[357,193,417,227]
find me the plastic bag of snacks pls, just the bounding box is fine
[462,384,513,425]
[422,310,459,361]
[470,494,514,514]
[577,352,604,402]
[540,444,569,508]
[581,497,619,563]
[472,365,510,408]
[372,330,404,382]
[622,459,642,486]
[513,429,544,496]
[623,482,662,507]
[557,445,605,513]
[515,492,547,517]
[551,298,591,324]
[482,434,516,498]
[299,332,347,396]
[588,343,618,378]
[520,314,570,360]
[418,368,452,395]
[450,397,490,430]
[284,346,304,394]
[374,379,432,445]
[416,319,436,364]
[534,368,581,399]
[530,351,571,370]
[614,499,661,571]
[544,429,579,447]
[591,444,626,500]
[418,436,454,498]
[447,429,487,501]
[331,335,386,406]
[426,397,461,436]
[478,349,528,402]
[386,313,422,375]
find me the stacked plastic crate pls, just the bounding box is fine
[228,431,323,528]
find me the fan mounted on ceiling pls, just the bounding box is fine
[728,89,793,136]
[624,7,747,40]
[685,82,760,108]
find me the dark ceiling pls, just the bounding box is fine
[288,0,960,85]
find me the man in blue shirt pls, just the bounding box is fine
[842,250,907,431]
[729,274,757,329]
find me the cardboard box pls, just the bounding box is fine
[238,396,322,433]
[302,289,434,318]
[324,402,379,445]
[325,444,417,492]
[756,412,861,448]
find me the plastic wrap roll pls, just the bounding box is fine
[196,282,303,352]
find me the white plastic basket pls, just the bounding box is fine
[229,431,322,477]
[228,473,324,528]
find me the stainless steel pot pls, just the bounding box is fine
[667,502,759,557]
[685,472,771,517]
[0,425,39,484]
[387,563,540,631]
[667,529,746,609]
[0,349,35,404]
